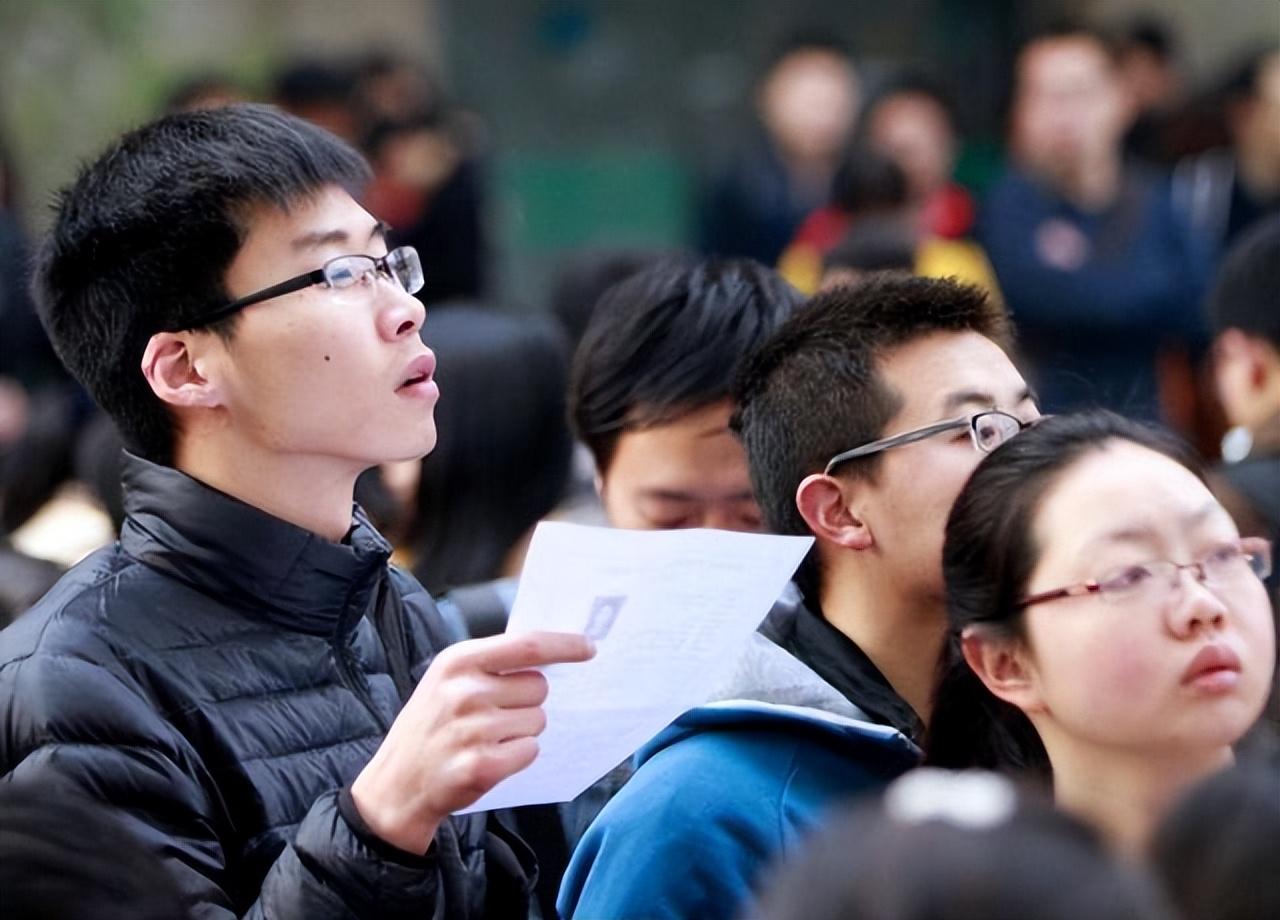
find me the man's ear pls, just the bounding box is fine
[140,332,224,409]
[795,473,874,551]
[960,626,1045,714]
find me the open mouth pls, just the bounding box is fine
[400,373,430,389]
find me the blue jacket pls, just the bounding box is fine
[558,635,919,919]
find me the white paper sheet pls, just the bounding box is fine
[456,521,813,814]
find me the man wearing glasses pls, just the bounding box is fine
[561,275,1039,919]
[0,105,594,917]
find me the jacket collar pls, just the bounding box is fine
[119,453,391,637]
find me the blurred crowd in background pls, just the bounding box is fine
[1,4,1278,625]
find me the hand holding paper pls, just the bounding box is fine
[458,521,813,814]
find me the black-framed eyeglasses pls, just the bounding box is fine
[824,410,1037,475]
[1017,537,1273,610]
[174,245,425,330]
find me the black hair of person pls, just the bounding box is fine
[32,103,370,465]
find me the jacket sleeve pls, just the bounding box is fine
[0,650,455,919]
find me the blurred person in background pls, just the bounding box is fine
[862,75,977,241]
[777,144,909,291]
[781,83,999,299]
[1173,46,1280,262]
[927,411,1275,856]
[749,769,1174,920]
[699,37,860,265]
[163,72,250,113]
[1116,16,1185,167]
[1205,217,1280,568]
[818,214,917,290]
[0,135,89,621]
[979,26,1209,420]
[272,58,361,143]
[1150,764,1280,920]
[357,55,488,305]
[399,306,573,600]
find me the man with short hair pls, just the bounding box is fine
[570,257,801,533]
[559,275,1038,919]
[979,26,1207,419]
[0,104,594,918]
[1205,216,1280,560]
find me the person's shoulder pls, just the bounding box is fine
[0,545,132,662]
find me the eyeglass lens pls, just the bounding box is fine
[973,412,1021,452]
[323,248,424,295]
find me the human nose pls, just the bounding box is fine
[1166,565,1228,639]
[376,284,426,341]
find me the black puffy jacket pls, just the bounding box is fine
[0,455,533,918]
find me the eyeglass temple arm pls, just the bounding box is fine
[824,418,969,474]
[1017,582,1101,610]
[164,269,326,331]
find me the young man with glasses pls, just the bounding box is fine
[560,274,1038,919]
[0,104,594,918]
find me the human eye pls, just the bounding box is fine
[325,257,365,289]
[1200,541,1245,578]
[1099,564,1154,594]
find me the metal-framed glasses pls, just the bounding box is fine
[178,245,425,330]
[1017,537,1273,610]
[824,410,1036,475]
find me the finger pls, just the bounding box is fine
[459,631,596,674]
[492,705,548,742]
[488,670,550,709]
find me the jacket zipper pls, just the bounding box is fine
[332,566,393,734]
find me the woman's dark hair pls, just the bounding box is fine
[406,306,572,595]
[925,411,1203,777]
[750,769,1174,920]
[1151,764,1280,920]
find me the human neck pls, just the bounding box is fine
[1045,738,1233,858]
[175,430,361,543]
[818,561,947,725]
[1055,152,1123,211]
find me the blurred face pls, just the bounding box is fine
[1235,53,1280,172]
[203,185,439,470]
[860,331,1037,601]
[1017,442,1275,758]
[760,50,860,162]
[866,92,956,200]
[1013,37,1131,177]
[599,400,763,532]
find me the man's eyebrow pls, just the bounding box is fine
[941,386,1037,415]
[290,221,389,251]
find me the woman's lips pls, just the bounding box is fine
[1181,644,1242,692]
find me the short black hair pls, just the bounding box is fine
[569,257,801,473]
[34,103,370,465]
[1207,215,1280,349]
[734,274,1011,539]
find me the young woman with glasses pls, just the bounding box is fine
[925,410,1275,856]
